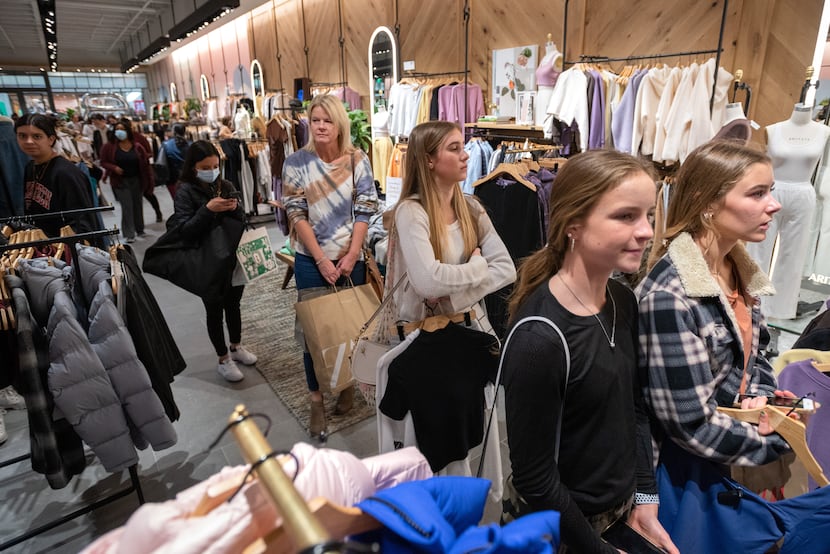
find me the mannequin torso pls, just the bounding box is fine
[765,104,830,183]
[535,42,562,127]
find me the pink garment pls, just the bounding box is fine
[449,84,485,125]
[80,444,432,554]
[535,49,562,88]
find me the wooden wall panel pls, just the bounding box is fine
[469,0,564,101]
[754,0,823,129]
[250,4,281,91]
[305,0,340,84]
[343,0,393,101]
[275,0,306,88]
[398,0,463,75]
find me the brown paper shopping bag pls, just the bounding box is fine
[295,283,380,393]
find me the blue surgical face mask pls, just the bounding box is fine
[196,168,220,183]
[114,129,128,141]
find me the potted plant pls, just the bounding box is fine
[348,108,371,152]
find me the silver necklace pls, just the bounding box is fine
[557,274,617,350]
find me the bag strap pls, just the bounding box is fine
[356,272,408,339]
[477,315,571,478]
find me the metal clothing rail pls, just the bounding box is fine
[0,456,144,551]
[402,70,470,79]
[0,205,114,225]
[561,0,730,115]
[575,49,721,64]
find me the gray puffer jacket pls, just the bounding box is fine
[78,245,177,451]
[18,258,138,473]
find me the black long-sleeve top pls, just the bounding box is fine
[23,156,98,237]
[502,278,656,554]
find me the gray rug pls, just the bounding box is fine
[240,268,373,436]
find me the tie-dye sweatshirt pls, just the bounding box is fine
[282,148,379,260]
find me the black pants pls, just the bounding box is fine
[202,285,244,357]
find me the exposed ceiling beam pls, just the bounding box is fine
[57,1,166,14]
[27,0,46,54]
[105,0,156,55]
[0,25,15,52]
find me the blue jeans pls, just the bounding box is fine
[294,252,366,392]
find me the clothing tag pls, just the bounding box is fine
[750,120,761,130]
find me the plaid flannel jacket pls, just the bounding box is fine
[636,233,790,466]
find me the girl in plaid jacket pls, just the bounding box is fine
[638,140,795,467]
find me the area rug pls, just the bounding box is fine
[240,268,374,436]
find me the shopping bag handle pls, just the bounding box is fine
[355,272,408,338]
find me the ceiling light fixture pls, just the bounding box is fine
[167,0,240,43]
[36,0,58,74]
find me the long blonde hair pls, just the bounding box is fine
[508,149,655,320]
[303,94,353,157]
[646,139,771,270]
[397,121,478,261]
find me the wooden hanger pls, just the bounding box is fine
[471,163,536,191]
[245,497,380,554]
[396,308,477,336]
[812,361,830,374]
[718,405,829,487]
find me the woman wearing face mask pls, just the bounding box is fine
[166,140,256,383]
[100,120,155,242]
[15,113,100,236]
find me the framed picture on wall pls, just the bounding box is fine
[491,45,538,120]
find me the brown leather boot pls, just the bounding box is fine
[309,398,327,440]
[334,386,354,415]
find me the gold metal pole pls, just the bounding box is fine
[229,404,331,551]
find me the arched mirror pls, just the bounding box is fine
[250,59,264,117]
[169,82,178,103]
[368,26,398,139]
[200,74,210,102]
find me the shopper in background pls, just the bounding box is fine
[126,118,164,223]
[501,150,676,554]
[167,140,257,383]
[282,94,378,438]
[82,113,108,160]
[161,123,191,199]
[99,119,154,242]
[15,113,99,237]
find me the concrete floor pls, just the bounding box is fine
[0,181,822,553]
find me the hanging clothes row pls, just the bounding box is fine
[387,75,485,138]
[0,226,184,489]
[543,57,733,163]
[310,83,362,110]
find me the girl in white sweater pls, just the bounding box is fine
[391,121,515,333]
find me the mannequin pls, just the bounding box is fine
[233,106,252,139]
[746,103,830,319]
[534,34,563,127]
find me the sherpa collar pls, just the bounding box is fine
[666,232,775,299]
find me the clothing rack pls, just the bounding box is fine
[401,70,469,79]
[561,0,730,115]
[0,226,144,552]
[732,69,753,114]
[0,205,114,225]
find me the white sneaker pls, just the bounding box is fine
[217,358,244,382]
[0,409,7,445]
[230,345,258,365]
[0,386,25,410]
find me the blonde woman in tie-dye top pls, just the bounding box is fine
[282,94,379,439]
